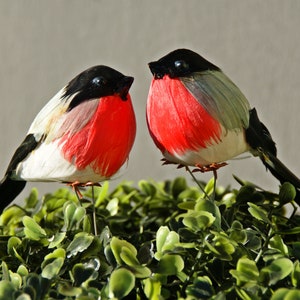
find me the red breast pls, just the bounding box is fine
[60,94,136,178]
[147,76,222,157]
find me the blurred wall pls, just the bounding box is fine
[0,1,300,203]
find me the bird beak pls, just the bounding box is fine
[115,76,134,100]
[148,62,166,79]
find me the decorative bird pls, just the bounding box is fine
[146,48,300,197]
[0,65,136,213]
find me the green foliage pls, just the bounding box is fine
[0,177,300,299]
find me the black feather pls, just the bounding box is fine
[0,134,39,212]
[63,65,127,111]
[0,177,26,213]
[246,108,300,190]
[148,48,220,79]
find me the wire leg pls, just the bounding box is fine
[91,185,98,236]
[212,169,218,200]
[186,166,210,200]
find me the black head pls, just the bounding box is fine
[64,65,134,111]
[148,48,220,79]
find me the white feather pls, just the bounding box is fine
[14,139,108,183]
[164,125,250,166]
[28,88,70,138]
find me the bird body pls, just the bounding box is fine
[0,65,136,211]
[146,48,300,192]
[147,74,250,166]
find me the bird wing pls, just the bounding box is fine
[181,70,250,131]
[4,88,73,178]
[28,87,99,144]
[27,88,70,141]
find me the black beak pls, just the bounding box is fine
[148,62,166,79]
[116,76,134,100]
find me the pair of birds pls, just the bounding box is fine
[1,48,300,212]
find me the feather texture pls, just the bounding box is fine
[15,94,136,182]
[147,75,249,166]
[147,76,222,152]
[181,71,250,131]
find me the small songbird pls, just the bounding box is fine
[0,65,136,212]
[146,48,300,196]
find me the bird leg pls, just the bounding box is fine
[161,158,227,200]
[194,162,227,200]
[67,181,101,235]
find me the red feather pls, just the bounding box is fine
[147,76,222,156]
[59,95,136,178]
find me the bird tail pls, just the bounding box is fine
[0,176,26,213]
[246,108,300,203]
[257,149,300,189]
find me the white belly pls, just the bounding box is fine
[164,127,249,166]
[13,140,107,183]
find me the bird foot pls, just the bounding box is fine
[66,181,101,199]
[193,162,228,173]
[161,158,186,169]
[161,158,227,173]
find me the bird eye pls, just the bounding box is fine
[174,60,189,71]
[92,76,106,86]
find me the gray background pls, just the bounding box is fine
[1,1,300,203]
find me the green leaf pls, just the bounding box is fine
[17,265,28,277]
[195,198,221,229]
[0,281,16,298]
[119,246,140,266]
[7,236,22,256]
[271,288,300,300]
[58,283,81,297]
[106,198,119,216]
[229,221,247,243]
[72,263,97,286]
[155,226,180,260]
[139,180,157,197]
[9,271,22,289]
[143,276,162,300]
[62,201,77,230]
[269,235,289,256]
[15,293,32,300]
[260,258,293,285]
[186,276,214,299]
[109,268,135,298]
[171,177,188,198]
[204,177,216,195]
[0,205,25,227]
[42,257,64,279]
[245,230,262,250]
[25,188,39,209]
[156,226,171,256]
[66,232,94,257]
[156,254,184,275]
[248,202,270,223]
[23,216,47,240]
[230,258,259,286]
[291,261,300,288]
[43,248,66,261]
[183,211,216,232]
[48,232,66,248]
[110,237,138,266]
[95,180,110,207]
[205,232,236,261]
